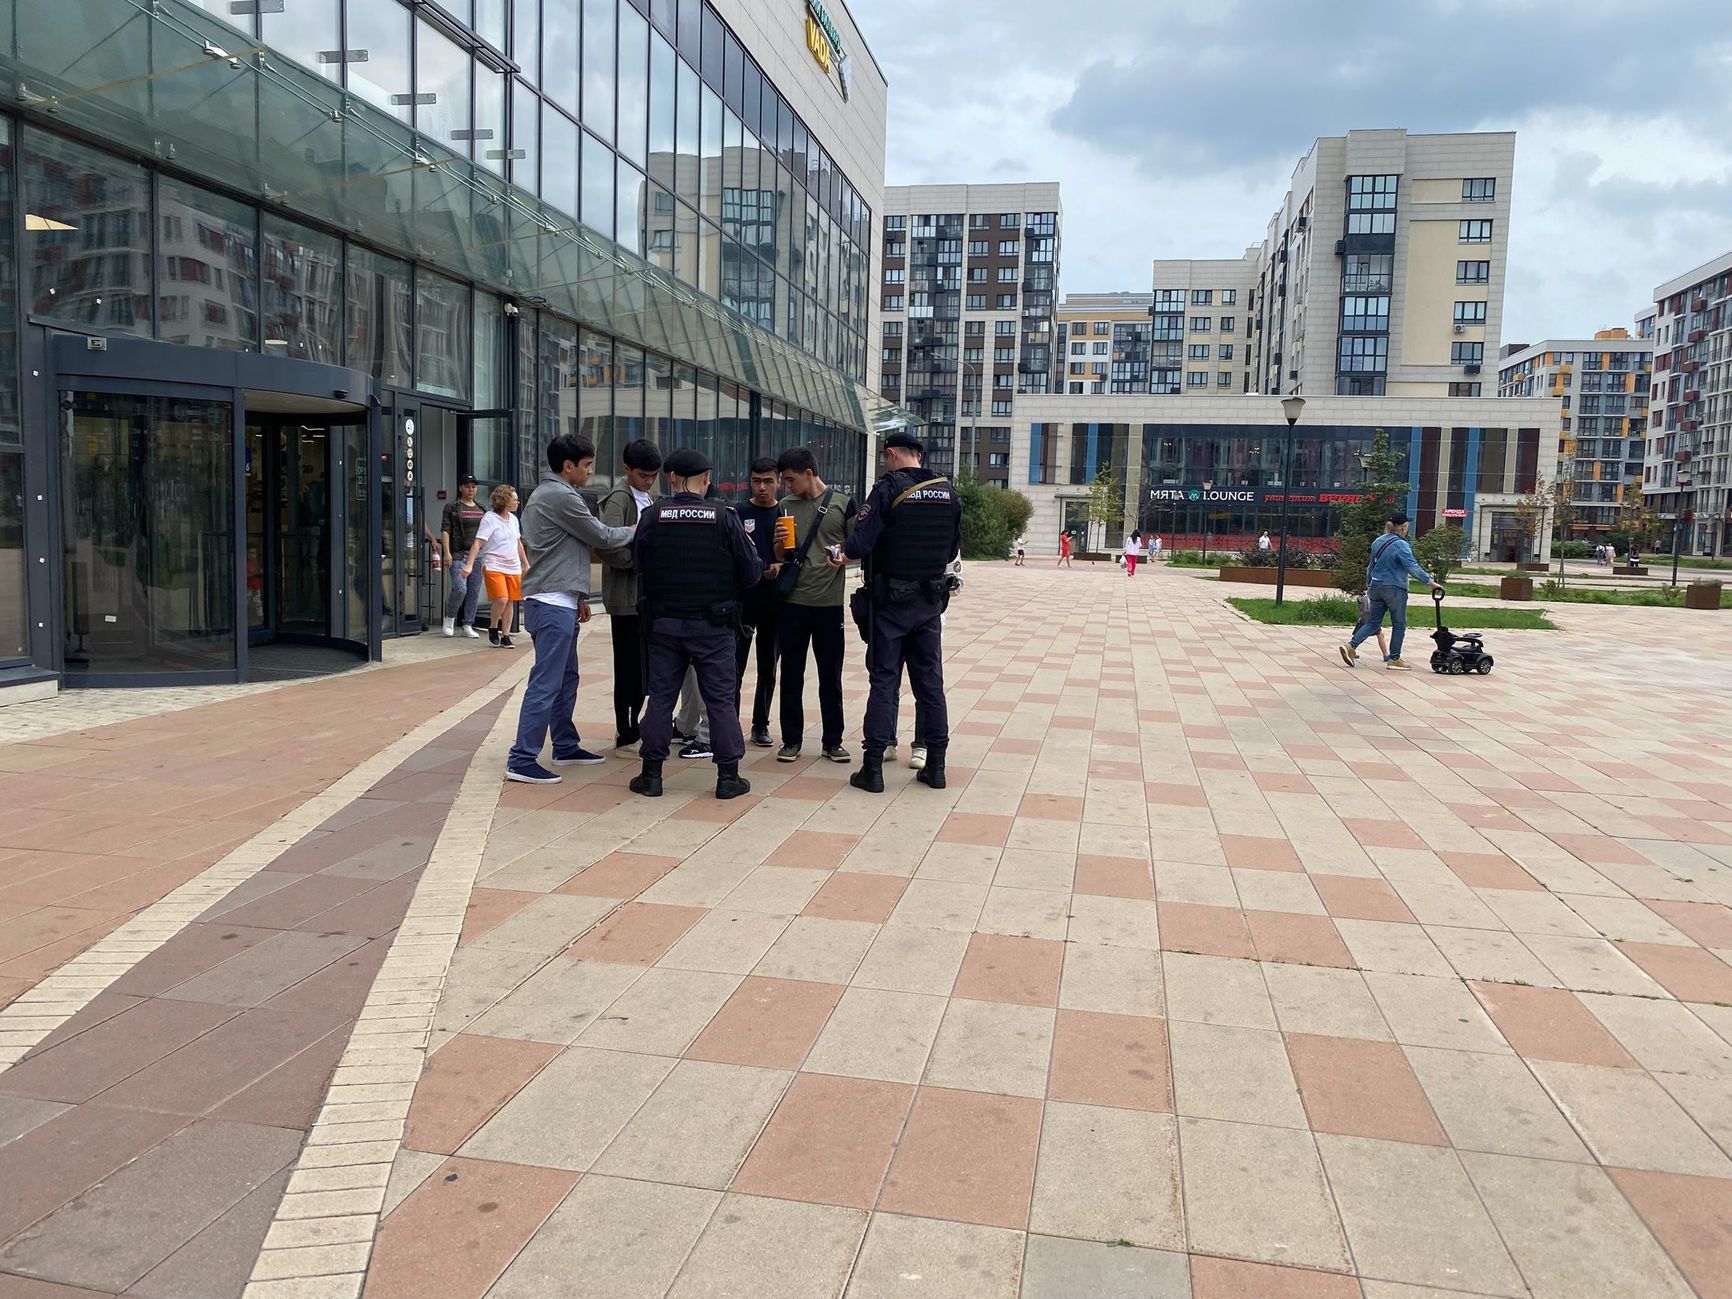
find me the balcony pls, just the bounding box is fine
[1684,360,1702,373]
[1689,328,1707,343]
[1340,275,1391,293]
[1693,297,1709,311]
[1685,389,1702,403]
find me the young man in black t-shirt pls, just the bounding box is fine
[441,475,486,637]
[734,457,784,748]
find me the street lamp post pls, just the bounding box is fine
[1276,396,1306,606]
[1201,479,1214,565]
[960,358,982,479]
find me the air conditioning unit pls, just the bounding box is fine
[1333,240,1346,256]
[1453,324,1465,334]
[1288,369,1299,380]
[1465,363,1482,375]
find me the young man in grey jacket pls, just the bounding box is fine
[506,434,638,783]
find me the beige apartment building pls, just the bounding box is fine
[1645,249,1732,555]
[1054,292,1154,395]
[1150,256,1260,395]
[1497,331,1653,537]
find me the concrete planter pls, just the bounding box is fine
[1613,565,1649,576]
[1500,576,1534,601]
[1685,581,1723,611]
[1218,566,1337,588]
[1518,561,1549,572]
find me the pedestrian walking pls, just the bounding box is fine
[772,446,856,764]
[1339,512,1444,672]
[1014,535,1026,566]
[440,474,485,638]
[1150,534,1163,563]
[1058,531,1073,567]
[836,430,961,793]
[735,457,784,749]
[628,449,763,800]
[504,435,636,784]
[462,484,526,648]
[597,439,662,750]
[1124,530,1141,576]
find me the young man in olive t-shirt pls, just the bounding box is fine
[441,475,486,637]
[772,446,856,763]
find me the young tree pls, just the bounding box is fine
[1512,483,1548,566]
[1332,429,1406,596]
[1085,466,1124,553]
[1549,477,1577,584]
[1412,524,1468,585]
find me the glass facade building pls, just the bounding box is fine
[0,0,885,687]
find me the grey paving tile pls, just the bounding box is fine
[125,1165,292,1299]
[1168,1020,1306,1128]
[461,1045,675,1170]
[845,1213,1023,1299]
[1529,1058,1732,1176]
[464,958,644,1045]
[162,930,370,1007]
[1162,953,1274,1029]
[0,1096,70,1146]
[668,1193,866,1299]
[1019,1235,1191,1299]
[590,1059,789,1189]
[1030,1104,1181,1249]
[1178,1116,1348,1271]
[923,998,1055,1098]
[1404,1046,1590,1162]
[468,893,615,957]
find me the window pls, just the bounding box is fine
[995,320,1015,336]
[1221,289,1237,305]
[1191,289,1212,305]
[997,240,1018,256]
[1219,344,1234,360]
[1069,362,1086,376]
[1071,341,1086,355]
[1462,178,1496,202]
[1338,335,1388,372]
[1069,382,1083,393]
[1190,317,1211,332]
[883,294,903,310]
[1456,260,1490,284]
[1187,371,1207,388]
[1218,371,1233,388]
[1154,289,1183,309]
[991,398,1013,415]
[997,267,1017,283]
[1092,341,1109,355]
[993,373,1013,389]
[969,213,989,229]
[1344,252,1392,292]
[999,212,1019,228]
[1219,316,1234,333]
[1093,321,1110,335]
[967,240,987,257]
[1188,344,1210,359]
[1453,300,1487,324]
[882,321,902,336]
[885,215,906,231]
[996,294,1016,309]
[1459,220,1493,243]
[1341,295,1389,332]
[967,267,986,283]
[994,347,1014,363]
[884,268,904,284]
[1346,174,1397,234]
[1451,341,1485,364]
[966,294,986,310]
[1448,382,1482,397]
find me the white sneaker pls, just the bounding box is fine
[909,745,928,771]
[442,617,455,637]
[461,625,481,639]
[886,745,899,764]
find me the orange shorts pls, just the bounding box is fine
[483,570,521,601]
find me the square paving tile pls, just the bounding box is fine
[566,902,708,964]
[846,1213,1023,1299]
[1169,1020,1305,1128]
[1157,902,1254,959]
[1468,981,1635,1067]
[733,1073,913,1209]
[1030,1102,1182,1248]
[1188,1256,1361,1298]
[1610,1167,1732,1299]
[1285,1033,1446,1145]
[1021,1235,1190,1299]
[1048,1008,1171,1112]
[590,1059,789,1190]
[1178,1116,1349,1272]
[685,976,843,1069]
[460,1045,676,1171]
[952,933,1064,1007]
[1528,1059,1732,1176]
[923,998,1055,1098]
[878,1086,1042,1229]
[404,1034,562,1155]
[801,873,908,924]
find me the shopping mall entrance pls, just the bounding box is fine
[52,337,380,686]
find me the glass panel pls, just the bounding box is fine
[644,349,672,448]
[675,200,699,287]
[262,0,341,87]
[476,64,507,174]
[616,159,646,256]
[579,328,612,459]
[582,0,617,144]
[476,0,507,51]
[539,313,579,452]
[261,215,341,364]
[617,2,649,165]
[347,247,413,387]
[156,178,257,352]
[677,0,700,61]
[475,293,506,408]
[416,272,472,399]
[700,86,723,219]
[345,0,412,121]
[543,0,579,112]
[279,423,330,632]
[610,342,644,489]
[0,452,24,661]
[417,18,472,154]
[512,0,540,83]
[343,422,368,640]
[471,414,512,486]
[512,82,540,194]
[675,60,700,206]
[693,369,718,464]
[581,131,615,237]
[0,122,16,443]
[21,129,150,336]
[62,391,235,675]
[646,185,677,272]
[543,106,579,219]
[648,31,675,189]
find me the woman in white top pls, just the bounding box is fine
[1124,531,1141,576]
[463,484,528,647]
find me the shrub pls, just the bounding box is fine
[1412,525,1468,584]
[1235,545,1278,568]
[956,479,1035,560]
[1560,540,1593,559]
[1165,550,1209,567]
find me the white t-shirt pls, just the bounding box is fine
[1124,535,1139,556]
[630,485,653,515]
[476,511,522,574]
[1014,536,1026,552]
[1259,534,1271,551]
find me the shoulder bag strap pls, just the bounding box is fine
[1368,534,1398,573]
[791,488,836,566]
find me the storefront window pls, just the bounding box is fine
[415,271,472,400]
[578,329,613,464]
[22,130,150,336]
[346,247,413,387]
[157,178,258,353]
[539,314,579,451]
[0,453,24,662]
[261,215,341,363]
[0,120,16,443]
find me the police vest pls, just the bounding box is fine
[640,500,740,620]
[876,469,959,582]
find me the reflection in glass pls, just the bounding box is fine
[539,314,580,452]
[416,271,473,399]
[22,130,150,335]
[476,0,507,51]
[543,107,579,220]
[264,0,341,86]
[648,32,676,190]
[617,3,649,165]
[611,343,644,488]
[262,215,341,363]
[476,65,507,175]
[475,294,506,408]
[512,82,541,194]
[616,160,646,257]
[675,61,700,207]
[62,393,235,675]
[417,19,472,154]
[344,423,369,641]
[0,122,16,442]
[644,350,672,447]
[0,453,24,661]
[347,247,413,386]
[581,132,615,239]
[582,0,617,144]
[513,0,540,84]
[345,1,412,121]
[543,0,579,113]
[157,178,258,352]
[579,330,612,467]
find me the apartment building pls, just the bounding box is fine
[1645,249,1732,554]
[1497,330,1653,536]
[1150,256,1260,395]
[1055,293,1155,395]
[1248,129,1515,399]
[878,183,1062,482]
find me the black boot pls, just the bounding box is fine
[715,761,752,800]
[850,752,885,794]
[916,749,947,790]
[630,758,664,798]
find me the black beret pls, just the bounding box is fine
[664,448,713,477]
[885,430,924,453]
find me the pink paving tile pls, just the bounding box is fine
[362,1156,578,1299]
[1017,794,1085,822]
[1443,802,1528,832]
[1245,911,1354,969]
[545,782,632,813]
[1286,1033,1446,1145]
[458,888,541,946]
[0,1274,116,1297]
[670,794,763,823]
[555,851,683,899]
[765,831,863,870]
[1348,761,1412,783]
[1089,759,1144,781]
[1469,981,1636,1068]
[1254,771,1316,795]
[773,776,847,800]
[1647,900,1732,949]
[403,1034,562,1155]
[1513,771,1584,794]
[1184,725,1232,741]
[1157,903,1255,960]
[936,813,1014,849]
[733,1073,914,1209]
[1644,816,1732,846]
[1609,1167,1732,1299]
[686,976,843,1069]
[1074,855,1155,900]
[1311,875,1415,924]
[1193,751,1248,772]
[1221,835,1302,873]
[1050,715,1095,730]
[1147,782,1210,807]
[1190,1256,1362,1298]
[1440,851,1543,891]
[1613,942,1732,1004]
[879,1087,1043,1229]
[992,737,1042,756]
[952,934,1065,1007]
[1342,818,1427,851]
[1549,833,1650,866]
[565,902,707,964]
[801,873,908,923]
[1048,1009,1171,1112]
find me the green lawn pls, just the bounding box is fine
[1227,595,1555,630]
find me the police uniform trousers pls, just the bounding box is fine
[862,593,947,759]
[640,616,745,764]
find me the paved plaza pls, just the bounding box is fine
[3,564,1732,1298]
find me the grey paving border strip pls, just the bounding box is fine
[0,659,531,1074]
[243,680,526,1299]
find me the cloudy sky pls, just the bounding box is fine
[852,0,1732,345]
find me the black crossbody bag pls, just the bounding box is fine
[772,488,835,598]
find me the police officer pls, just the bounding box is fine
[629,449,764,799]
[831,430,962,793]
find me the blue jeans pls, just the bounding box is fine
[445,561,484,625]
[509,600,582,769]
[1351,581,1409,659]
